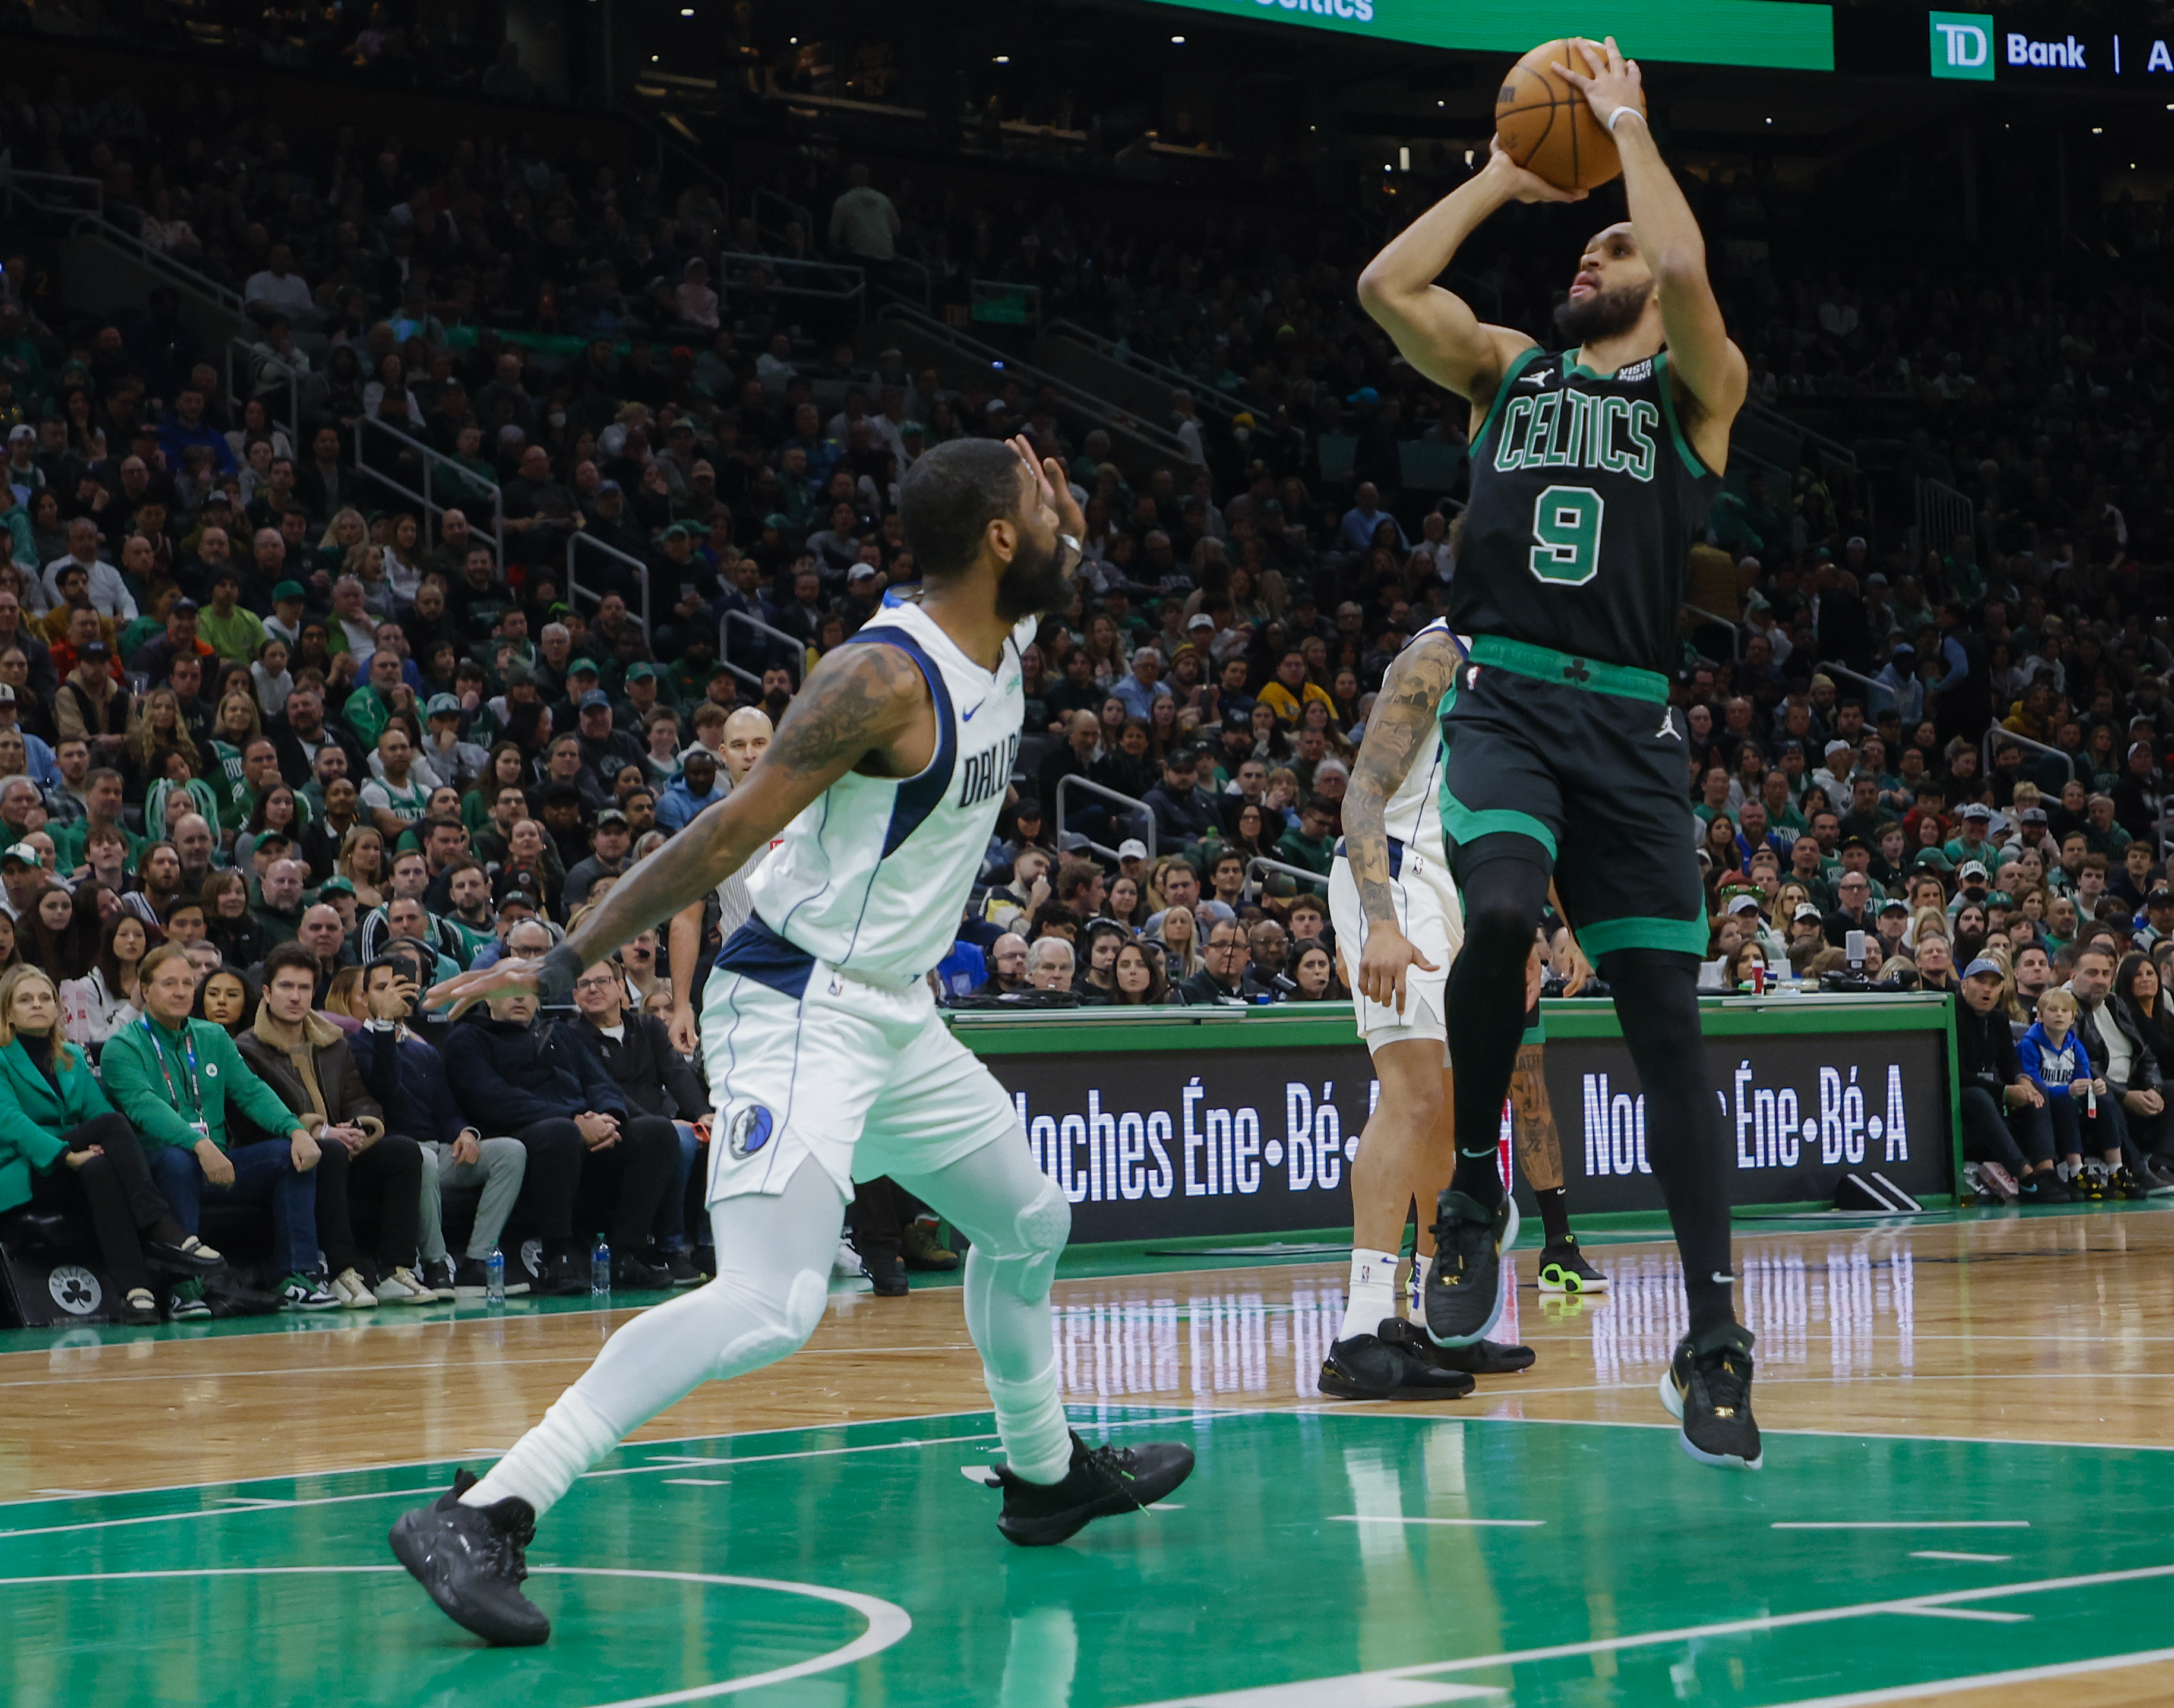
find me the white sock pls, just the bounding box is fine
[1407,1252,1433,1320]
[986,1360,1074,1486]
[460,1387,620,1518]
[1340,1249,1402,1341]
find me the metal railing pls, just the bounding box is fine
[751,187,813,247]
[719,608,808,687]
[224,335,301,438]
[1684,604,1741,662]
[1986,723,2083,787]
[1054,774,1155,866]
[1045,318,1252,423]
[565,533,652,641]
[0,165,245,320]
[715,247,864,307]
[350,414,503,554]
[1816,658,1895,713]
[1914,476,1976,566]
[877,302,1193,465]
[1245,854,1330,896]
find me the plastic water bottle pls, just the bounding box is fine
[484,1245,505,1306]
[590,1235,611,1297]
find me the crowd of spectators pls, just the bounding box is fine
[0,34,2170,1327]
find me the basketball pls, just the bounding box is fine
[1494,37,1645,191]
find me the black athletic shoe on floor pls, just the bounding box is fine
[1318,1318,1476,1401]
[388,1469,550,1647]
[2021,1172,2074,1205]
[1423,1335,1537,1376]
[1422,1189,1519,1348]
[1659,1323,1763,1471]
[984,1431,1195,1545]
[865,1253,909,1296]
[144,1235,225,1274]
[611,1252,672,1292]
[662,1248,703,1287]
[1536,1236,1609,1295]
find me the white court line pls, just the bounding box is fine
[1774,1521,2030,1530]
[1910,1551,2012,1563]
[0,1409,1232,1538]
[1894,1606,2030,1624]
[1752,1644,2174,1708]
[0,1564,911,1708]
[662,1479,728,1488]
[1331,1514,1545,1529]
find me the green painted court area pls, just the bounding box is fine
[7,1407,2174,1707]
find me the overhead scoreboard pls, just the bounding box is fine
[1129,0,1836,70]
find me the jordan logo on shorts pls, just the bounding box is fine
[1656,707,1681,741]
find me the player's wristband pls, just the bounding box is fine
[1606,105,1645,135]
[536,942,584,1005]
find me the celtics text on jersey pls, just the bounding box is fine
[1451,347,1723,677]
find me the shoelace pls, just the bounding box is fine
[1080,1443,1149,1498]
[1430,1207,1493,1283]
[482,1511,534,1584]
[1699,1349,1752,1417]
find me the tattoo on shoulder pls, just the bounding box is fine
[1354,632,1464,782]
[766,644,924,774]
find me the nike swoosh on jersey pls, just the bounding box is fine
[962,700,984,721]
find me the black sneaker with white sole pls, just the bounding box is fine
[1319,1318,1476,1401]
[388,1469,551,1646]
[1659,1322,1763,1470]
[1421,1189,1518,1348]
[1537,1235,1609,1295]
[983,1431,1195,1545]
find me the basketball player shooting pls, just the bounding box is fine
[1358,37,1760,1469]
[390,438,1194,1647]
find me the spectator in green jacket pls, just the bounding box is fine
[0,965,223,1325]
[101,943,338,1314]
[1274,794,1338,878]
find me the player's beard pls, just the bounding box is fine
[996,533,1070,623]
[1553,280,1651,345]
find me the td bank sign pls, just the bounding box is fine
[1929,11,1995,79]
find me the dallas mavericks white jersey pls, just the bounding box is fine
[1380,617,1458,858]
[740,598,1029,989]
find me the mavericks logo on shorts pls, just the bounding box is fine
[725,1104,776,1158]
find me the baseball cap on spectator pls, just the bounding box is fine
[79,638,109,658]
[1958,860,1989,883]
[318,876,356,899]
[2019,806,2047,824]
[596,479,623,494]
[1725,894,1762,916]
[625,662,658,681]
[763,514,792,531]
[2149,889,2174,911]
[497,888,539,915]
[580,690,612,711]
[1913,849,1955,873]
[567,658,601,678]
[848,564,879,583]
[1057,831,1091,854]
[273,580,306,604]
[1186,613,1215,632]
[1792,902,1822,923]
[0,684,14,706]
[1962,958,2006,981]
[6,425,32,443]
[595,807,628,828]
[1824,740,1851,759]
[1345,387,1379,405]
[1865,572,1889,588]
[1840,834,1869,853]
[1879,897,1909,915]
[1960,803,1992,822]
[425,693,461,718]
[1117,839,1149,861]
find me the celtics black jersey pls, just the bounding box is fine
[1453,346,1723,676]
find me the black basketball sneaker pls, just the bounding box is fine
[1658,1322,1763,1470]
[1424,1336,1537,1376]
[1537,1235,1610,1295]
[1422,1189,1519,1347]
[388,1469,551,1646]
[978,1431,1195,1545]
[1320,1317,1477,1400]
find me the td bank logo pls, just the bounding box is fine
[1930,11,1995,79]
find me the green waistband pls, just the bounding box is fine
[1468,636,1669,703]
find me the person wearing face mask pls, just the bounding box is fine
[0,963,223,1324]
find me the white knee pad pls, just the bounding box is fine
[704,1267,829,1382]
[968,1174,1070,1305]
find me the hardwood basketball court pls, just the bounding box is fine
[5,1203,2171,1706]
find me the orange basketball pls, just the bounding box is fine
[1494,38,1644,191]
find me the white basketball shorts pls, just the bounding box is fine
[700,920,1018,1204]
[1327,839,1465,1055]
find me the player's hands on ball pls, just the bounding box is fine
[1358,922,1438,1015]
[1485,136,1587,206]
[1551,36,1643,129]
